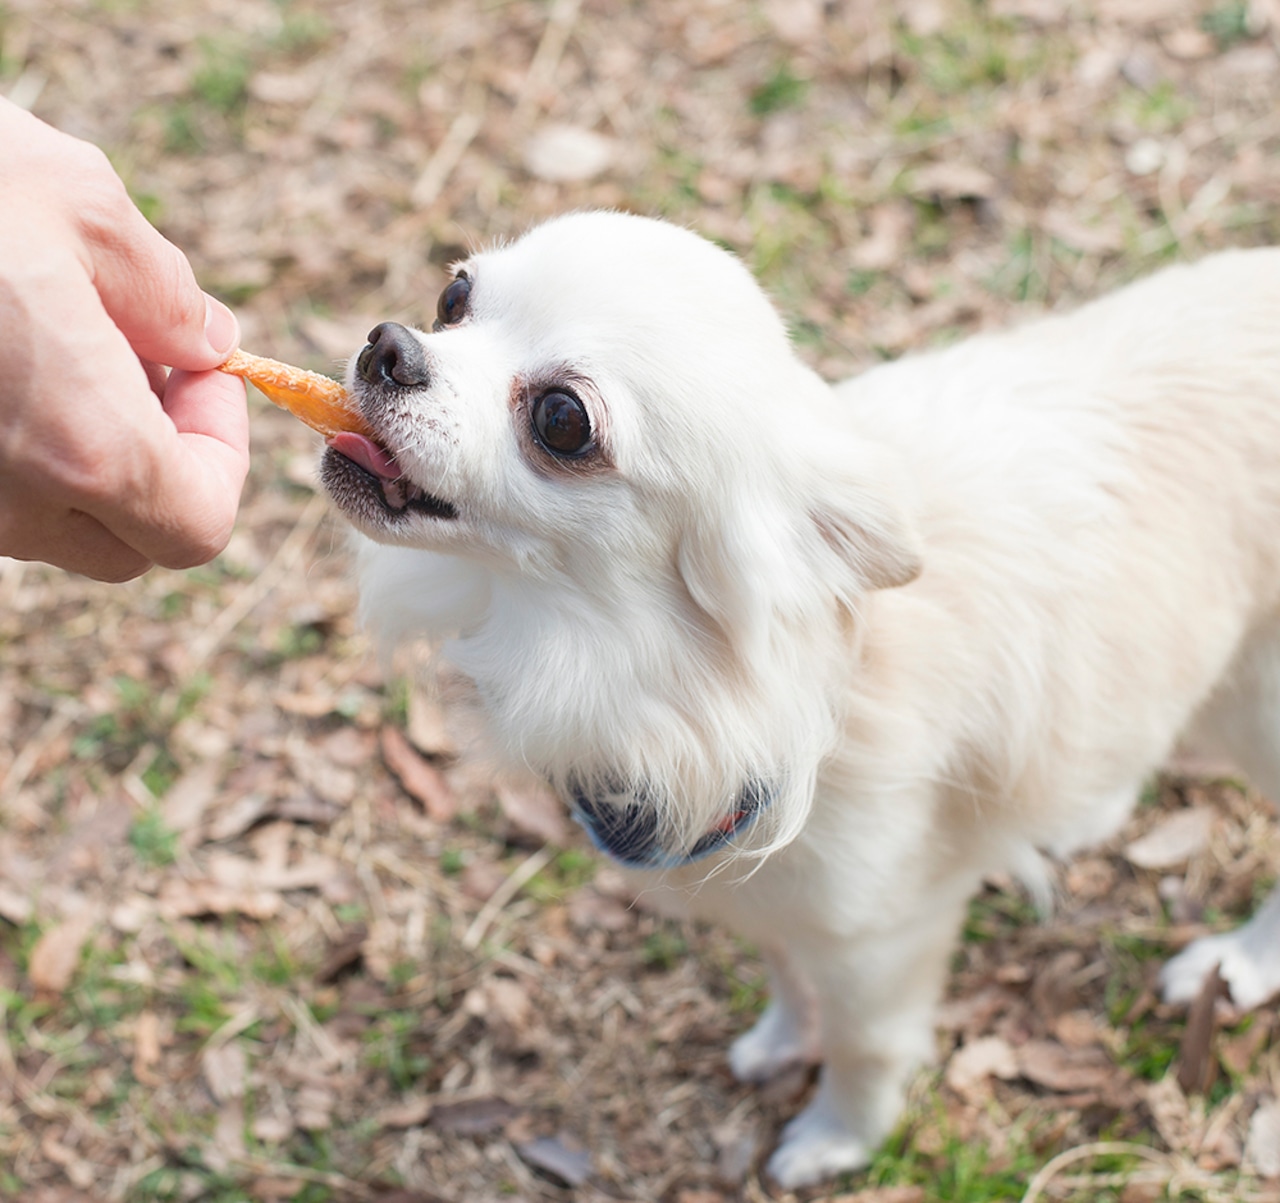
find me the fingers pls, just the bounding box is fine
[0,505,153,583]
[0,99,251,581]
[4,99,240,373]
[77,169,241,370]
[81,368,251,572]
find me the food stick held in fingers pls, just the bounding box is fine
[218,349,373,439]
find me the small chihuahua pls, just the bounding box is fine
[321,212,1280,1187]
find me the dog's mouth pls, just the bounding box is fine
[322,432,458,523]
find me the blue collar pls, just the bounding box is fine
[568,778,772,870]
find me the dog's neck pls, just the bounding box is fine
[566,776,773,869]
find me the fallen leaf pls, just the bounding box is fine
[515,1134,592,1186]
[162,761,221,839]
[28,911,96,993]
[1246,1098,1280,1177]
[202,1042,247,1103]
[407,685,457,758]
[497,782,569,846]
[0,884,33,926]
[522,123,615,182]
[1177,965,1225,1095]
[158,878,281,920]
[945,1035,1020,1100]
[378,1096,433,1128]
[381,726,457,821]
[430,1096,519,1136]
[316,927,367,983]
[1145,1075,1193,1154]
[908,161,997,200]
[205,792,272,843]
[1017,1040,1115,1093]
[1124,807,1215,869]
[133,1010,164,1084]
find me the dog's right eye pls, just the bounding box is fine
[434,274,471,329]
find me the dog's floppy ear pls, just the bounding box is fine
[806,450,924,596]
[677,443,922,653]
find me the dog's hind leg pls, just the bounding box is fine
[728,944,821,1082]
[1162,616,1280,1009]
[1162,886,1280,1009]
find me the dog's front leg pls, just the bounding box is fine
[766,891,969,1190]
[729,943,821,1081]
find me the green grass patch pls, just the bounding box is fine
[522,848,595,902]
[750,62,809,116]
[640,926,688,971]
[962,887,1038,944]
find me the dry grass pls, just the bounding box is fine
[4,1,1280,1200]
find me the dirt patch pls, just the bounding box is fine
[3,1,1280,1199]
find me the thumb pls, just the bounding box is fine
[80,170,239,370]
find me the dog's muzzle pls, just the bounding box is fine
[567,778,772,870]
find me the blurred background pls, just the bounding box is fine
[2,2,1280,1201]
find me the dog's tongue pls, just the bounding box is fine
[328,432,400,481]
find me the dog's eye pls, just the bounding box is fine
[435,274,471,329]
[531,390,592,457]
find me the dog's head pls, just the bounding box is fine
[323,212,922,867]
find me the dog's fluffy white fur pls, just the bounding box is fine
[323,211,1280,1187]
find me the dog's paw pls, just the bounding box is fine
[728,1000,818,1082]
[766,1103,871,1189]
[1161,932,1280,1011]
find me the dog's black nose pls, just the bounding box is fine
[356,322,430,388]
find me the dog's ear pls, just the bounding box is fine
[806,453,923,595]
[677,444,922,653]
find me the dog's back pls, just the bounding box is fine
[830,248,1280,856]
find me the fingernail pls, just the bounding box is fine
[203,294,240,358]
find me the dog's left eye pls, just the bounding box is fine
[434,274,471,329]
[531,389,592,457]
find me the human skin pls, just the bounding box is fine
[0,96,250,582]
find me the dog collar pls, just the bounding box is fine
[568,778,772,870]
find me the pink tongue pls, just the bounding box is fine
[328,432,401,481]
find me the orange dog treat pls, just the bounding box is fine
[218,349,373,439]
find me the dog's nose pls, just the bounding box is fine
[356,322,430,388]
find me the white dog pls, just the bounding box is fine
[320,211,1280,1188]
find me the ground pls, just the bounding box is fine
[3,1,1280,1200]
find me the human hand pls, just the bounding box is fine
[0,97,250,582]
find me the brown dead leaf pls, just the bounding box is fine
[908,161,998,200]
[378,1096,433,1128]
[407,685,457,758]
[430,1096,520,1136]
[1177,965,1225,1095]
[381,725,457,821]
[496,781,569,846]
[205,792,272,843]
[945,1035,1019,1101]
[1017,1040,1115,1093]
[162,762,222,840]
[515,1134,593,1186]
[158,877,282,920]
[465,975,533,1031]
[133,1010,164,1085]
[850,203,912,271]
[28,911,96,993]
[202,1042,248,1104]
[1124,807,1215,869]
[1246,1098,1280,1177]
[1145,1075,1194,1154]
[0,883,33,925]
